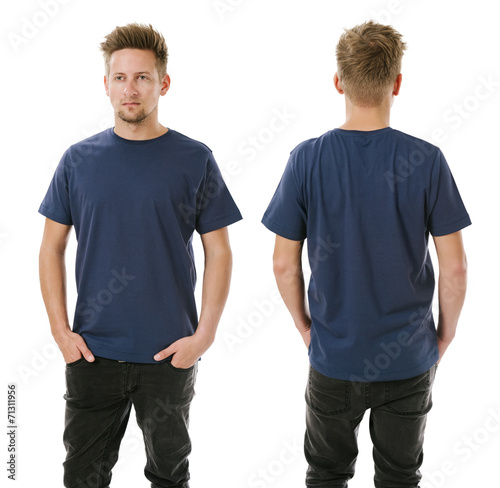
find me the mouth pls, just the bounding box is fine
[122,102,140,106]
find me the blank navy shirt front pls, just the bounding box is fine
[262,127,471,381]
[39,128,242,363]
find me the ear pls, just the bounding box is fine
[393,73,402,96]
[333,73,344,95]
[104,75,109,97]
[160,73,171,96]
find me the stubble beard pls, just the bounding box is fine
[117,107,149,126]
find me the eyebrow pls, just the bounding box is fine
[112,71,153,76]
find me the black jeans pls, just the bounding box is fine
[305,363,437,488]
[63,357,197,488]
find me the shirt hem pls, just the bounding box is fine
[309,354,439,382]
[85,343,164,363]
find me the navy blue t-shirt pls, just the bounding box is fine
[262,127,471,381]
[39,127,242,363]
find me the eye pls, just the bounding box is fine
[115,76,124,81]
[139,75,149,80]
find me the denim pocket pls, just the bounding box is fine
[384,366,435,415]
[306,365,350,415]
[65,357,85,367]
[167,361,195,373]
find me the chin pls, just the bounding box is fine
[117,111,148,124]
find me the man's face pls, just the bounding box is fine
[104,48,169,125]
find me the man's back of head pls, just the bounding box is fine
[336,20,407,108]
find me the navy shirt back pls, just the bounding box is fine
[39,128,242,362]
[262,127,471,381]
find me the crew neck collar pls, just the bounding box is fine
[333,126,393,136]
[109,127,172,145]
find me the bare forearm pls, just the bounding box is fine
[274,265,311,334]
[437,267,467,345]
[39,220,93,363]
[196,247,233,343]
[39,249,71,340]
[272,237,311,347]
[432,231,468,362]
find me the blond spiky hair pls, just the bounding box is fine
[336,20,407,107]
[99,23,168,81]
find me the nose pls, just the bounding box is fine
[123,79,138,96]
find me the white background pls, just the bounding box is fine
[1,0,499,487]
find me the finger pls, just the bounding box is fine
[65,353,82,364]
[172,357,194,369]
[76,340,95,362]
[154,344,175,362]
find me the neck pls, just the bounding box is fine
[339,97,391,131]
[113,114,168,141]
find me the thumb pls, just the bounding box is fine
[77,340,95,362]
[154,343,176,362]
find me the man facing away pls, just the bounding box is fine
[38,23,242,488]
[262,21,470,487]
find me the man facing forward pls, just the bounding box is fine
[39,23,241,488]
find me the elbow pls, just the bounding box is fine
[443,254,468,278]
[439,254,468,290]
[210,245,232,269]
[39,240,66,258]
[272,238,303,281]
[458,256,468,278]
[272,258,285,278]
[272,255,296,280]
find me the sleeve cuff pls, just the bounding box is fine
[429,215,471,237]
[38,204,72,226]
[261,215,306,241]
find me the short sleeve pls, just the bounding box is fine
[261,150,307,241]
[427,150,471,236]
[38,150,73,226]
[195,153,242,234]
